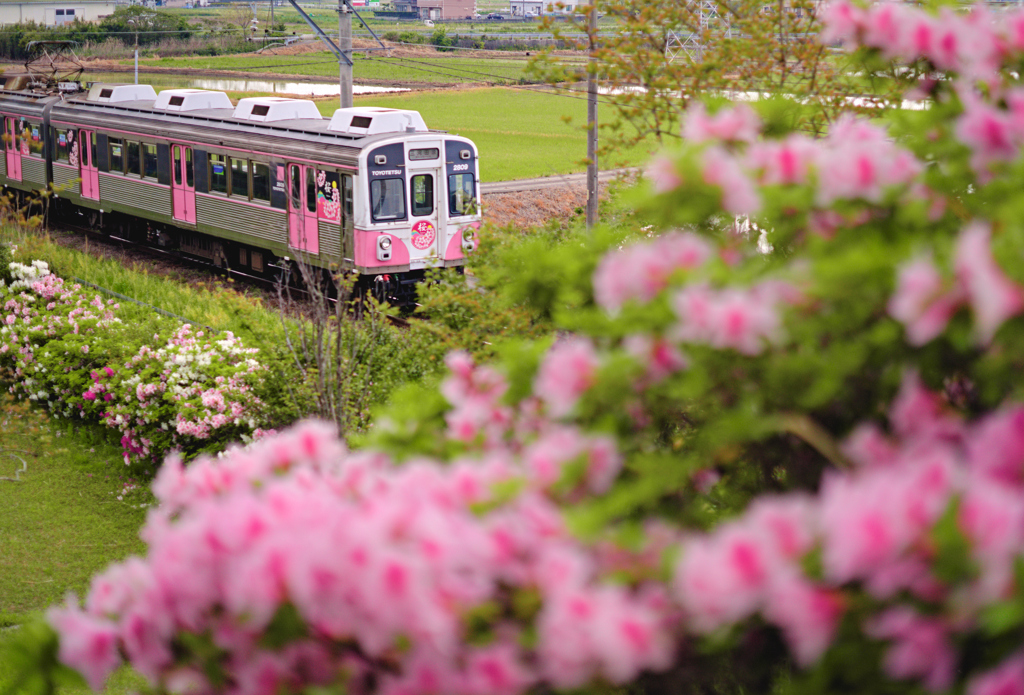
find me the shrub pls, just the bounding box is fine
[0,260,271,469]
[0,242,13,286]
[17,4,1024,695]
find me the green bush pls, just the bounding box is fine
[0,243,12,286]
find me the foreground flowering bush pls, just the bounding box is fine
[13,2,1024,694]
[0,260,270,466]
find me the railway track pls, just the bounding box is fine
[480,167,637,194]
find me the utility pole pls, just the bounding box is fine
[586,2,598,231]
[339,0,353,108]
[128,13,155,85]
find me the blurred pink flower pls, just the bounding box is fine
[954,222,1024,344]
[46,603,121,690]
[534,339,599,417]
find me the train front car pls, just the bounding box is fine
[332,108,481,303]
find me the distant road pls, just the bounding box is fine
[482,168,637,194]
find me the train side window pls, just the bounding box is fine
[209,154,228,194]
[317,169,339,220]
[127,141,141,176]
[185,148,194,188]
[251,162,270,203]
[230,158,249,198]
[290,164,301,207]
[89,132,97,170]
[109,138,124,174]
[370,178,406,222]
[342,174,353,223]
[173,145,182,186]
[305,167,316,214]
[26,122,42,157]
[142,144,158,179]
[411,174,433,217]
[448,173,476,216]
[52,128,69,162]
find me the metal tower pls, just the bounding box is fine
[666,0,732,63]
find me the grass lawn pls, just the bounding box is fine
[0,397,150,623]
[344,87,655,181]
[0,396,151,693]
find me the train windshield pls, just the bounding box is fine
[370,178,406,222]
[449,173,476,216]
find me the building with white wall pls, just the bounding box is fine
[0,2,120,26]
[509,0,541,16]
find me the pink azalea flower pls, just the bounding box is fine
[966,406,1024,484]
[592,232,713,313]
[462,642,533,695]
[967,653,1024,695]
[646,155,683,193]
[675,522,784,631]
[534,338,599,417]
[46,603,121,690]
[888,254,962,345]
[765,575,844,666]
[701,146,761,216]
[956,97,1020,175]
[866,608,956,692]
[747,135,816,186]
[954,222,1024,344]
[819,0,866,47]
[682,103,761,144]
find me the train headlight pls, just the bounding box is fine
[461,225,478,253]
[377,235,393,262]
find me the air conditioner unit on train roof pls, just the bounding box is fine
[154,89,232,112]
[233,97,322,123]
[85,83,157,103]
[328,107,428,135]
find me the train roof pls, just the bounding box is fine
[0,83,458,154]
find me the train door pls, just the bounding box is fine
[406,142,444,263]
[4,116,22,182]
[171,144,196,224]
[79,129,99,200]
[287,163,319,255]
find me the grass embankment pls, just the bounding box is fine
[5,228,281,349]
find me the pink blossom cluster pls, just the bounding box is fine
[48,417,659,694]
[99,324,269,465]
[675,370,1024,689]
[0,262,270,466]
[955,89,1024,176]
[592,232,713,312]
[592,233,799,357]
[672,281,795,355]
[888,222,1024,345]
[0,272,120,407]
[654,107,925,215]
[50,360,1024,695]
[821,2,1024,178]
[820,1,1011,81]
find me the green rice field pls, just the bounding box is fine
[132,52,535,85]
[344,87,654,181]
